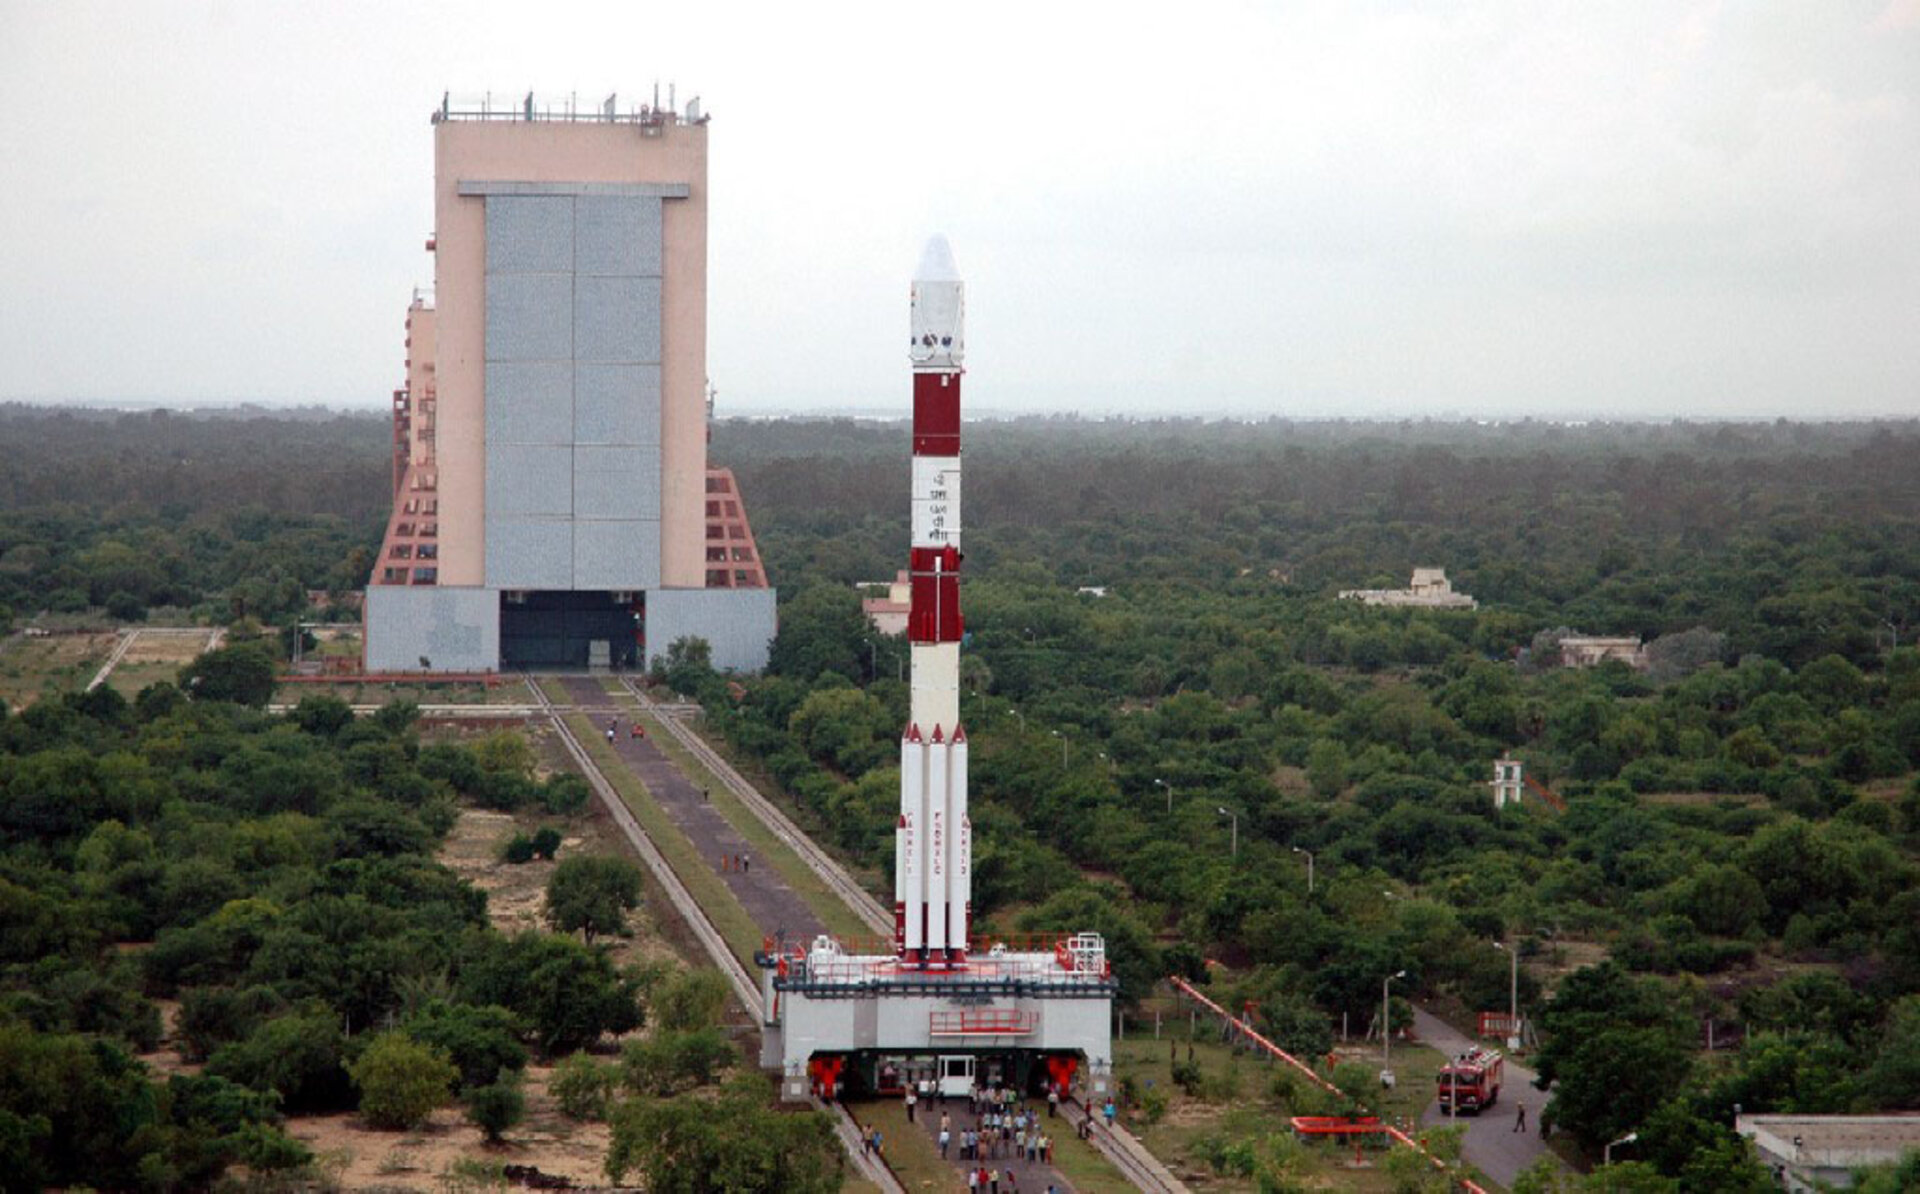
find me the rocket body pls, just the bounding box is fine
[896,237,970,967]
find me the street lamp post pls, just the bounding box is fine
[1605,1131,1639,1166]
[1154,778,1172,814]
[1050,730,1068,767]
[1292,846,1314,894]
[1009,707,1026,732]
[1493,940,1520,1049]
[1381,969,1407,1086]
[1216,807,1238,859]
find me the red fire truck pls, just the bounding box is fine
[1436,1047,1503,1114]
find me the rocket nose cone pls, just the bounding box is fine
[915,235,961,282]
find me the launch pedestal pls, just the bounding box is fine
[759,934,1116,1102]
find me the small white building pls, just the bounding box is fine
[1737,1113,1920,1191]
[1559,636,1646,669]
[859,572,911,637]
[1491,757,1524,809]
[1339,567,1477,609]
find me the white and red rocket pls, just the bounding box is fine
[895,237,970,969]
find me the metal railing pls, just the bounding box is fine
[434,90,702,126]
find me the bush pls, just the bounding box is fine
[206,1009,353,1113]
[1172,1059,1205,1096]
[1138,1085,1169,1125]
[619,1028,736,1096]
[464,1070,526,1143]
[541,775,591,817]
[531,826,563,860]
[347,1032,456,1130]
[551,1053,615,1122]
[502,834,536,865]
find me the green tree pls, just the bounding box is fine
[604,1074,841,1191]
[545,855,644,942]
[205,1008,354,1113]
[455,931,645,1054]
[1307,739,1349,798]
[787,685,894,777]
[1532,963,1695,1150]
[347,1031,456,1130]
[768,585,869,683]
[179,641,278,707]
[401,1000,527,1091]
[463,1069,526,1144]
[1860,996,1920,1109]
[653,968,731,1033]
[661,635,717,695]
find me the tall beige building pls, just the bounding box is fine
[366,93,772,673]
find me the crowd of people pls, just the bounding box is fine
[862,1075,1113,1194]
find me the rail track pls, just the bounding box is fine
[527,679,903,1191]
[615,680,1184,1192]
[619,676,893,935]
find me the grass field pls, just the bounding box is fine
[851,1101,961,1192]
[1109,1023,1480,1192]
[567,713,768,971]
[0,631,116,709]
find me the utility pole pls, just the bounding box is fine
[1381,969,1406,1086]
[1493,940,1521,1049]
[1216,807,1238,859]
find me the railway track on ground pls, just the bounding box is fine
[527,679,904,1192]
[616,679,1185,1192]
[619,677,893,936]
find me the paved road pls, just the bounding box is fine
[561,677,828,948]
[1412,1006,1571,1189]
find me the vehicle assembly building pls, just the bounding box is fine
[759,239,1115,1103]
[365,92,773,674]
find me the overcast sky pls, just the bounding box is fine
[2,1,1916,418]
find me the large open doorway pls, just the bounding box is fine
[498,590,644,671]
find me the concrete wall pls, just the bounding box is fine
[646,587,776,673]
[364,586,500,672]
[433,119,708,588]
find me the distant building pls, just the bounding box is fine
[1491,756,1524,810]
[860,572,911,636]
[1076,585,1109,598]
[1737,1113,1920,1191]
[363,92,774,674]
[1339,567,1477,609]
[1559,636,1646,669]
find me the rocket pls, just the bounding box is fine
[896,236,969,968]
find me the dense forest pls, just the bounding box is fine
[0,405,388,627]
[686,414,1920,1187]
[4,406,1920,1188]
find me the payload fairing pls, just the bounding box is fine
[896,236,970,968]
